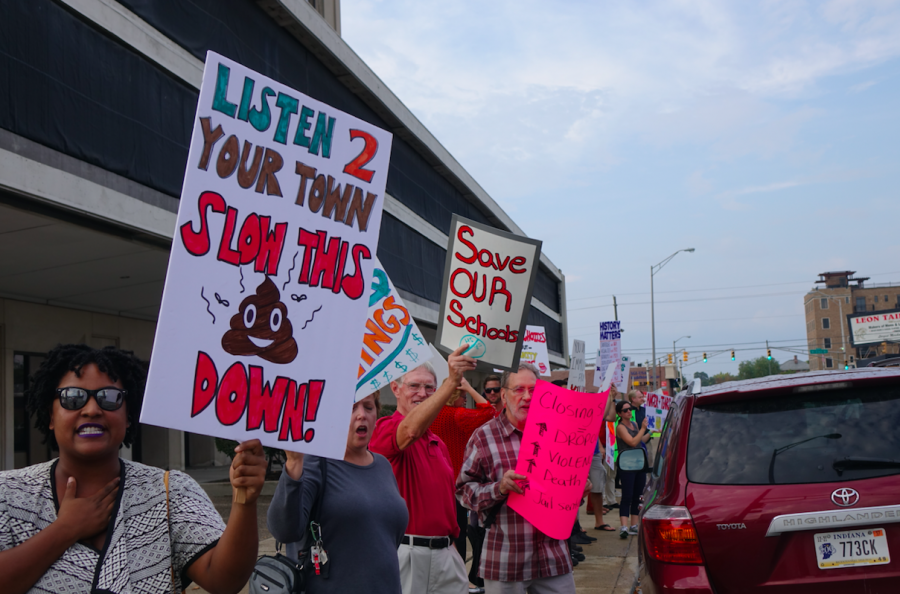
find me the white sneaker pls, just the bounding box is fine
[628,525,639,535]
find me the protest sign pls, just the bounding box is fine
[142,53,392,459]
[520,325,551,376]
[645,389,673,433]
[507,380,605,539]
[428,343,450,386]
[436,215,542,371]
[615,357,632,393]
[567,339,586,390]
[604,422,616,469]
[355,259,432,401]
[593,321,622,388]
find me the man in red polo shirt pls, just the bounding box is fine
[370,345,476,594]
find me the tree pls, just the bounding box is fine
[711,372,736,384]
[738,356,780,380]
[693,371,713,386]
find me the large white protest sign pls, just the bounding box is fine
[142,53,392,459]
[593,321,622,388]
[436,215,542,370]
[645,389,673,434]
[355,258,432,401]
[568,339,586,390]
[520,325,551,376]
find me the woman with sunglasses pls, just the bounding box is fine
[0,344,267,594]
[614,400,650,539]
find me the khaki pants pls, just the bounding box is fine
[485,572,576,594]
[603,457,617,507]
[398,537,468,594]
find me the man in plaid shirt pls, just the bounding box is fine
[456,363,576,594]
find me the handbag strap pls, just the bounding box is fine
[308,457,328,533]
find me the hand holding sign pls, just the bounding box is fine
[500,470,528,495]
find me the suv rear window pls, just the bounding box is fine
[687,385,900,485]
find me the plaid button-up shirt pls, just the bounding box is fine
[456,412,573,582]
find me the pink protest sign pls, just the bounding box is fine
[508,380,606,539]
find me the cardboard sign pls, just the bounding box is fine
[436,215,542,371]
[142,53,392,459]
[508,380,605,539]
[428,344,450,386]
[567,340,586,390]
[645,389,672,433]
[604,421,616,469]
[355,259,432,401]
[616,357,632,393]
[593,321,622,388]
[520,325,551,376]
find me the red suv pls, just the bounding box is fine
[638,368,900,593]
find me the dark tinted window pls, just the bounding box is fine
[687,386,900,485]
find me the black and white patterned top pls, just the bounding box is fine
[0,458,226,594]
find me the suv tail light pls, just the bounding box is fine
[642,505,704,564]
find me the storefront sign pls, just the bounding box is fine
[847,308,900,346]
[142,53,392,459]
[436,215,542,370]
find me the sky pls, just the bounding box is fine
[341,0,900,378]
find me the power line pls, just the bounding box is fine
[568,290,801,312]
[567,313,802,333]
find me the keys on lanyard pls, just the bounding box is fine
[309,521,329,576]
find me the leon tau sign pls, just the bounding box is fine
[436,215,542,370]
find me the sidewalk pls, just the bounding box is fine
[192,500,638,594]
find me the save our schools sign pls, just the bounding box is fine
[355,258,432,401]
[142,53,392,459]
[436,215,542,371]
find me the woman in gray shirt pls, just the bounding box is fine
[268,392,408,593]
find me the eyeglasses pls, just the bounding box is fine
[510,386,535,396]
[57,387,126,411]
[405,383,436,395]
[484,387,501,394]
[620,407,633,413]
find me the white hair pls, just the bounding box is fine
[395,361,437,386]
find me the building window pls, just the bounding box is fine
[885,295,889,303]
[822,318,830,329]
[820,298,828,309]
[825,358,833,368]
[856,297,866,312]
[846,297,850,304]
[875,295,879,303]
[824,338,832,349]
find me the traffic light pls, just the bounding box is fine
[767,349,772,360]
[844,360,849,370]
[683,351,688,362]
[731,350,735,361]
[702,353,707,363]
[667,353,673,364]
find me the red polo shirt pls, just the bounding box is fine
[370,411,459,538]
[430,403,496,479]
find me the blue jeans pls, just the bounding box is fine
[618,469,646,520]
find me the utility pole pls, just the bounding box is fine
[613,295,618,321]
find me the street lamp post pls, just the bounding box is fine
[673,335,690,388]
[651,249,695,390]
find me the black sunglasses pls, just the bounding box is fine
[57,387,126,411]
[484,387,501,394]
[621,407,633,413]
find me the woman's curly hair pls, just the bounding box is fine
[25,344,147,450]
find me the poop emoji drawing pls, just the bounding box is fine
[222,277,298,364]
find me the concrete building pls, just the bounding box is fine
[0,0,567,471]
[804,271,900,371]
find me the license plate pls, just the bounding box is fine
[814,528,890,569]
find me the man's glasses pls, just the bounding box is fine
[510,386,535,396]
[405,383,436,395]
[57,387,126,411]
[484,387,501,394]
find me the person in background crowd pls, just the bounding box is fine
[0,344,266,594]
[590,421,614,531]
[481,375,503,414]
[601,384,620,513]
[370,345,476,594]
[614,401,650,539]
[267,391,408,594]
[431,377,495,594]
[458,363,587,594]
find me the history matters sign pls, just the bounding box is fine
[847,308,900,347]
[436,215,542,371]
[142,53,392,459]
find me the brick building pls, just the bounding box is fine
[804,271,900,371]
